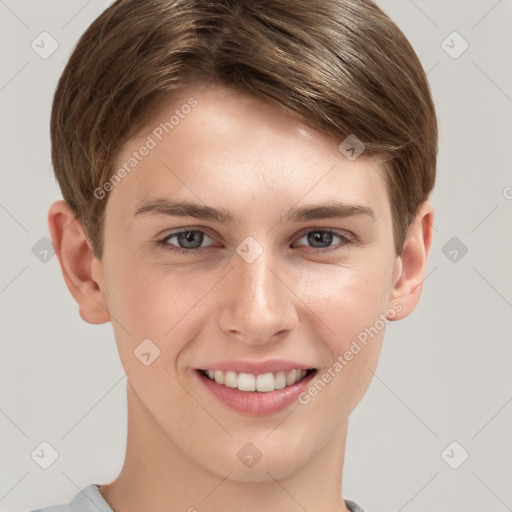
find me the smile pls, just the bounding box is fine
[198,368,315,392]
[194,365,318,416]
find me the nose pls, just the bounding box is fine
[216,245,299,345]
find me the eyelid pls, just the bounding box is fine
[158,225,219,243]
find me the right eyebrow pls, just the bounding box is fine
[133,199,237,224]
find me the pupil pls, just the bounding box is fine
[178,231,202,248]
[309,231,332,248]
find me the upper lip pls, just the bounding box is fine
[196,358,315,375]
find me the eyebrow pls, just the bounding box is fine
[133,198,375,224]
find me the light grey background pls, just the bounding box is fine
[1,1,511,511]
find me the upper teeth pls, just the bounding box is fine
[204,369,309,392]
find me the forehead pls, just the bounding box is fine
[107,84,391,223]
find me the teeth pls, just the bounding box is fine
[256,373,274,392]
[286,369,300,386]
[238,372,256,391]
[274,371,287,390]
[224,370,238,388]
[201,369,310,392]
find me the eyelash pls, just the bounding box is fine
[156,228,354,255]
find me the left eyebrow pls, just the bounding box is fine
[285,200,375,223]
[133,198,375,224]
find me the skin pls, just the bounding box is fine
[48,83,433,512]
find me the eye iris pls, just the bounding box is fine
[177,231,203,248]
[308,231,333,248]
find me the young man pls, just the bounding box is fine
[30,0,437,511]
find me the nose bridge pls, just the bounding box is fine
[218,239,297,343]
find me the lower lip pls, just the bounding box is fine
[195,369,317,416]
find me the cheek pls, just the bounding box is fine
[297,261,391,406]
[300,260,392,346]
[101,255,216,363]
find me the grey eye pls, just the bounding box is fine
[296,231,345,249]
[163,230,213,249]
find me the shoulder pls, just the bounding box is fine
[25,484,112,512]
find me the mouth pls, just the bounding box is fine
[196,368,316,392]
[194,367,318,416]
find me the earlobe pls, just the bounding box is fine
[48,200,110,324]
[388,201,434,321]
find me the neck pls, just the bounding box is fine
[99,383,352,512]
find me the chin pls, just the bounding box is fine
[195,442,312,483]
[219,460,304,484]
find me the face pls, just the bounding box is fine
[94,83,402,482]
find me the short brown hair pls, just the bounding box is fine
[50,0,437,258]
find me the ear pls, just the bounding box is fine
[48,200,110,324]
[387,201,434,321]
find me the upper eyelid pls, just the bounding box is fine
[159,225,216,239]
[295,227,352,238]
